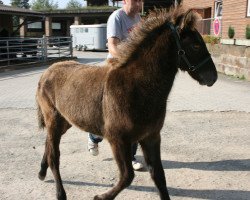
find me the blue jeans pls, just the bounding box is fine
[88,133,138,161]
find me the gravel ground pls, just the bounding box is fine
[0,109,249,200]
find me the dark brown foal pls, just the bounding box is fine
[36,6,217,200]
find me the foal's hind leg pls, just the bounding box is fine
[94,138,134,200]
[39,108,71,200]
[38,117,71,181]
[38,136,49,180]
[140,133,171,200]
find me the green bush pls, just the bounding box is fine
[228,26,235,39]
[202,35,220,44]
[246,25,250,39]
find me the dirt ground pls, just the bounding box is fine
[0,108,249,200]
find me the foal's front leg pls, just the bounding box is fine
[94,139,134,200]
[140,133,171,200]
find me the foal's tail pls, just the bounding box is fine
[37,101,45,129]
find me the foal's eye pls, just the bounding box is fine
[192,44,201,50]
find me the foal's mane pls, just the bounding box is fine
[115,5,200,67]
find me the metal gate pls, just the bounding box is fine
[0,36,73,70]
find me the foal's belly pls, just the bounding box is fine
[56,94,104,136]
[56,84,105,136]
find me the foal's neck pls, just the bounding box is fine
[131,30,178,79]
[122,30,178,99]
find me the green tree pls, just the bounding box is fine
[87,0,108,6]
[66,0,82,9]
[11,0,21,7]
[31,0,58,11]
[21,0,30,9]
[11,0,30,9]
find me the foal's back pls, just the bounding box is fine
[37,60,110,135]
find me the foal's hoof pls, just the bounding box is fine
[93,195,108,200]
[38,172,46,181]
[94,195,102,200]
[57,189,67,200]
[94,194,113,200]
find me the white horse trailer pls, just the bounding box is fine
[70,24,107,51]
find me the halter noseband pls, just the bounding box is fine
[167,23,212,72]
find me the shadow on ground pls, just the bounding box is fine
[45,179,250,199]
[161,159,250,171]
[77,58,105,64]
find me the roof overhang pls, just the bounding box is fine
[0,5,43,17]
[43,8,116,18]
[0,5,116,18]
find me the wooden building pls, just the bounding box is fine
[0,5,42,37]
[0,0,177,38]
[0,4,115,37]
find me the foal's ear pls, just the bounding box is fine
[175,14,185,28]
[183,9,201,30]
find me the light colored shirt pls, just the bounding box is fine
[107,8,141,58]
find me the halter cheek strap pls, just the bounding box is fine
[167,23,212,72]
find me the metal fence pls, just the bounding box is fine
[0,36,73,69]
[197,18,222,37]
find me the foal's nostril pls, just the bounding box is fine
[207,75,217,87]
[207,82,214,87]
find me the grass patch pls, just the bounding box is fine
[202,35,220,45]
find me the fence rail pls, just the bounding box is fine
[0,36,73,69]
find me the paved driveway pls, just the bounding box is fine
[0,51,249,200]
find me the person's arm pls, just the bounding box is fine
[107,37,120,58]
[107,10,123,58]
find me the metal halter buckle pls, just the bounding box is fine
[178,49,185,56]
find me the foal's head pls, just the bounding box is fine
[174,9,218,86]
[116,6,217,86]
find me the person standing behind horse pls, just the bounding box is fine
[87,0,144,171]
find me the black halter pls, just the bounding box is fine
[167,23,212,72]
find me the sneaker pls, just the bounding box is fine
[132,160,144,171]
[88,140,99,156]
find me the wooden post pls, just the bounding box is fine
[74,16,81,25]
[19,17,27,37]
[45,17,52,37]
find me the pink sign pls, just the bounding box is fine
[213,18,220,36]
